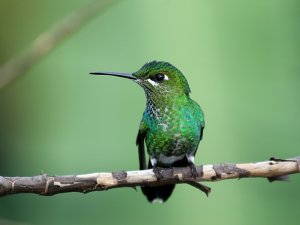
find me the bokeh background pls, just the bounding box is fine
[0,0,299,225]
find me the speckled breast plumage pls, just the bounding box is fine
[143,96,203,166]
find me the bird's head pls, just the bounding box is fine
[90,61,191,99]
[133,61,190,97]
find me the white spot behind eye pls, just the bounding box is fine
[147,78,158,86]
[147,74,169,86]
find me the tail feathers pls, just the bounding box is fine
[141,158,184,203]
[141,184,175,203]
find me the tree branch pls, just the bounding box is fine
[0,156,299,197]
[0,0,116,90]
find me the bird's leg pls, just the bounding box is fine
[189,163,197,180]
[186,154,197,179]
[150,157,163,181]
[152,167,163,181]
[185,154,211,196]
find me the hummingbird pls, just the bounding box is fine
[90,61,205,203]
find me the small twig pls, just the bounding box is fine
[186,181,211,196]
[0,0,116,90]
[0,156,299,197]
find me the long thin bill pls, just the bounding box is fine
[89,71,136,80]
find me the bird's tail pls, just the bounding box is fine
[141,184,175,203]
[141,160,175,203]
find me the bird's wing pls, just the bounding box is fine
[136,119,148,170]
[191,99,205,140]
[199,107,205,140]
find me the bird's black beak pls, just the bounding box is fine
[90,71,137,80]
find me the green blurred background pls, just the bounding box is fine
[0,0,299,224]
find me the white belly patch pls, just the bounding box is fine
[156,153,185,165]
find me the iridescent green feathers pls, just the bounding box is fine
[91,61,205,202]
[134,61,205,202]
[134,61,205,164]
[133,61,191,96]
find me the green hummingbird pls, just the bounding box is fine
[90,61,205,203]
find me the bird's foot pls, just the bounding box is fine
[189,163,198,180]
[153,166,163,181]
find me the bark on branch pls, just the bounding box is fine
[0,156,299,197]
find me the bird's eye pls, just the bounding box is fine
[150,73,165,83]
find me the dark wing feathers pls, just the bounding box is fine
[200,127,204,140]
[136,120,148,170]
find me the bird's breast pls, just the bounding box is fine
[145,117,200,159]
